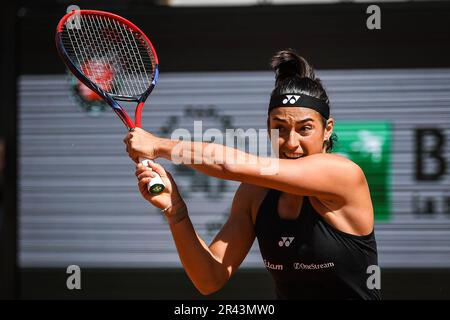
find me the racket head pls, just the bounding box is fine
[55,9,159,129]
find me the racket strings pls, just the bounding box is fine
[107,17,150,96]
[61,13,156,98]
[66,17,116,92]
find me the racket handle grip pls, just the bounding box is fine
[139,157,165,195]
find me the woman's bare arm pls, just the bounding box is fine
[163,183,256,295]
[157,139,365,200]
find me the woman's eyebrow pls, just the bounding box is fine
[272,117,314,124]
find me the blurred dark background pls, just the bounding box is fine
[2,0,450,300]
[15,0,450,73]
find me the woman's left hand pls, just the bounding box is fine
[123,127,161,162]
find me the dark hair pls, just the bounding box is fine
[269,49,336,153]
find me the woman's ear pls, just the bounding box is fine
[324,117,334,142]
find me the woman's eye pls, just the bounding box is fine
[300,126,312,132]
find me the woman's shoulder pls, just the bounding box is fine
[311,152,360,166]
[236,183,269,199]
[235,183,270,224]
[311,153,366,182]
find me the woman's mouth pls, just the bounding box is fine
[283,152,303,159]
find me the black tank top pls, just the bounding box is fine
[255,189,381,300]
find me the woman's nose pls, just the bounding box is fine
[286,130,301,150]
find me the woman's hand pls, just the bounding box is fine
[124,127,162,163]
[135,160,187,224]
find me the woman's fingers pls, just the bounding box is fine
[137,170,155,181]
[135,163,152,176]
[135,161,173,199]
[137,177,151,194]
[143,159,167,178]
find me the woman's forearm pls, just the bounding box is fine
[157,139,276,182]
[166,203,229,295]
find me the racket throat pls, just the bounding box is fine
[135,101,145,128]
[113,108,135,130]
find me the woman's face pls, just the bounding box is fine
[268,107,334,159]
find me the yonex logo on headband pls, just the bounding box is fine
[282,95,301,105]
[268,93,330,119]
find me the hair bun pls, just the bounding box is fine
[271,49,315,83]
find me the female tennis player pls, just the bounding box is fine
[124,49,381,300]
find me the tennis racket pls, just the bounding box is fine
[55,9,165,194]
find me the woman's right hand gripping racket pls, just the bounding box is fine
[55,9,165,194]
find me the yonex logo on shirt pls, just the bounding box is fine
[278,237,295,247]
